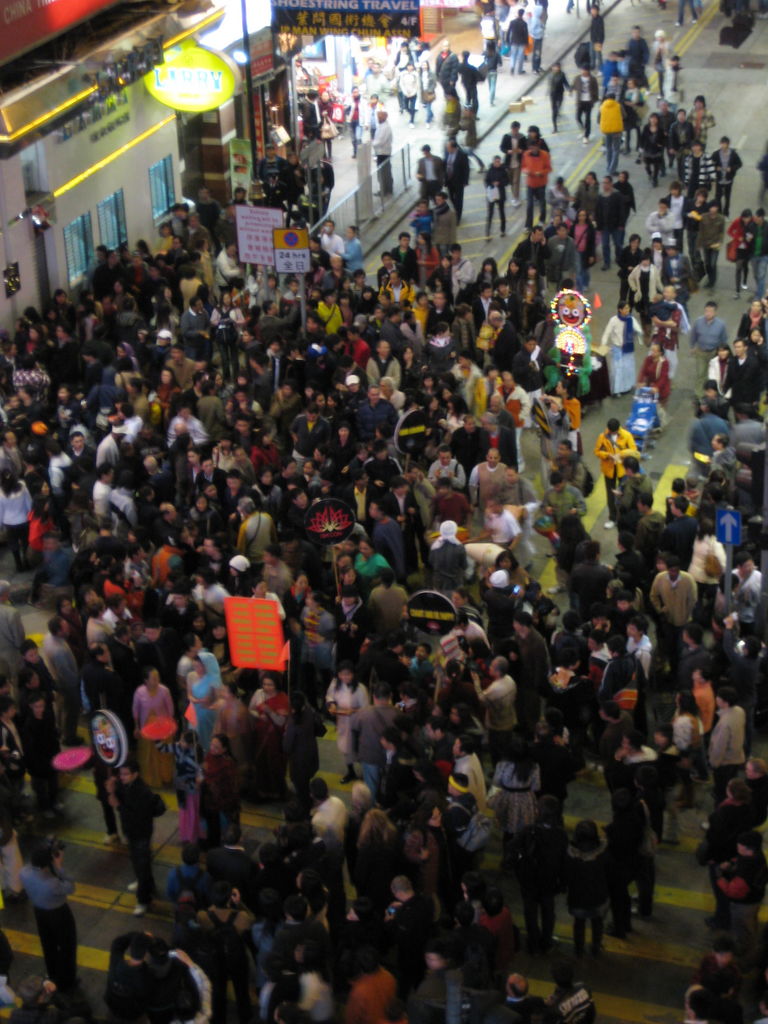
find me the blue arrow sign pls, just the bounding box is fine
[716,508,742,547]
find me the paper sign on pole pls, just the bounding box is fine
[234,206,284,266]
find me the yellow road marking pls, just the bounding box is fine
[1,923,683,1020]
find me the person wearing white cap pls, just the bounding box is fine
[229,554,251,597]
[429,521,468,595]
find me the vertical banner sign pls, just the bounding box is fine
[225,597,288,669]
[229,139,253,192]
[272,0,421,38]
[234,205,284,265]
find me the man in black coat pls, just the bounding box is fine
[490,310,521,372]
[659,496,698,570]
[479,414,518,471]
[595,176,627,270]
[511,337,544,396]
[677,622,713,691]
[108,760,161,915]
[385,875,435,996]
[206,823,254,896]
[436,41,459,94]
[569,541,613,621]
[513,225,549,277]
[725,339,762,409]
[444,138,471,224]
[451,414,486,479]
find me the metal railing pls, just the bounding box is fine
[308,143,414,236]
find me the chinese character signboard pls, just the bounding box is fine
[225,598,288,669]
[273,228,311,273]
[229,139,253,192]
[235,205,284,265]
[272,0,420,38]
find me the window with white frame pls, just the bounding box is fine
[149,155,175,220]
[97,189,127,250]
[62,212,94,286]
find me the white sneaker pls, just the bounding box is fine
[604,520,616,529]
[547,585,565,595]
[133,904,147,917]
[582,136,589,144]
[103,833,119,844]
[127,881,138,892]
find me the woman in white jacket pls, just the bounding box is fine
[688,517,725,621]
[398,63,419,126]
[0,470,31,572]
[602,300,642,396]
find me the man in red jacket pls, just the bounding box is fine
[521,142,553,229]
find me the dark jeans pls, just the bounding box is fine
[526,185,546,228]
[34,903,77,990]
[609,860,634,937]
[704,246,719,288]
[572,914,603,956]
[486,199,506,235]
[376,154,393,196]
[99,797,118,836]
[716,182,733,217]
[709,862,731,928]
[128,836,155,906]
[601,228,624,268]
[32,771,58,811]
[488,728,512,765]
[59,685,81,747]
[404,94,417,123]
[577,101,594,137]
[636,854,655,917]
[212,955,251,1024]
[604,473,618,523]
[532,36,543,72]
[522,890,556,953]
[448,185,464,224]
[551,95,563,131]
[6,521,28,569]
[713,764,740,806]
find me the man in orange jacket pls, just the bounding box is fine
[521,140,553,229]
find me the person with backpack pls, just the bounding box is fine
[511,794,567,956]
[145,937,205,1024]
[197,879,254,1024]
[105,931,151,1023]
[166,842,212,909]
[443,773,488,891]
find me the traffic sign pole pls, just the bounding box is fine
[724,543,734,615]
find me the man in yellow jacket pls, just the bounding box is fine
[593,417,639,527]
[599,92,624,177]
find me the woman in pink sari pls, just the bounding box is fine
[248,674,290,800]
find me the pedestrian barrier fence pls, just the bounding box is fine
[309,143,413,237]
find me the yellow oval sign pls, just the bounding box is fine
[144,44,236,113]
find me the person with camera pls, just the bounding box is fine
[19,839,78,992]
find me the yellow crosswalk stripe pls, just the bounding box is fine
[2,922,681,1022]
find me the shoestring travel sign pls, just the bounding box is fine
[272,0,420,38]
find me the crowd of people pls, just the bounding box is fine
[1,2,768,1023]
